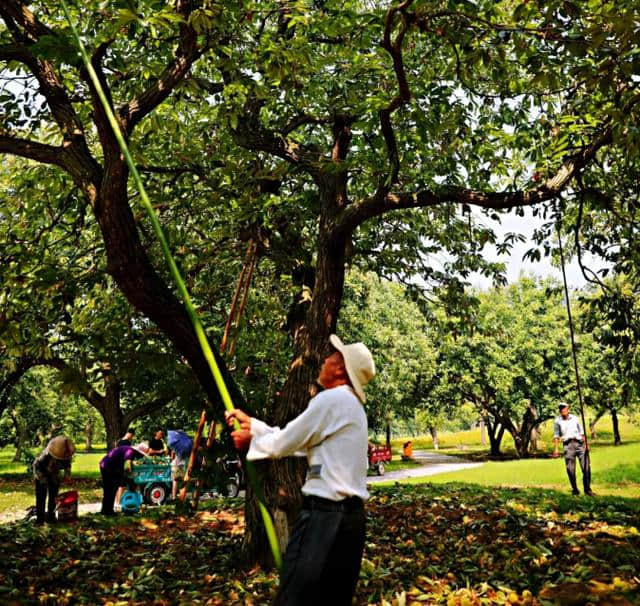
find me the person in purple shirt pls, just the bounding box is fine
[99,442,149,515]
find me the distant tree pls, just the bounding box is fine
[579,275,640,444]
[338,270,438,437]
[432,277,575,457]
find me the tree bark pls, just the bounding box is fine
[528,404,539,452]
[102,377,124,450]
[429,426,439,450]
[10,412,28,462]
[610,408,621,445]
[589,408,606,439]
[85,415,94,452]
[242,174,348,566]
[479,418,486,446]
[486,417,504,457]
[94,180,242,415]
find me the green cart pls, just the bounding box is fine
[132,457,172,505]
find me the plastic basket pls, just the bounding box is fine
[55,490,78,522]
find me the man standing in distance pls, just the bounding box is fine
[553,402,593,496]
[225,334,375,606]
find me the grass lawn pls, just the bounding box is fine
[414,441,640,498]
[381,416,640,498]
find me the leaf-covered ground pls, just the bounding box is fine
[0,484,638,605]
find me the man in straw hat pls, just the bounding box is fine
[33,435,75,524]
[99,442,149,515]
[226,334,375,606]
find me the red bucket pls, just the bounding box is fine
[55,490,78,522]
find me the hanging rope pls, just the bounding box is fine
[61,2,282,569]
[556,219,590,450]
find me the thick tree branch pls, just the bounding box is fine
[0,135,67,168]
[0,357,37,417]
[232,99,320,173]
[335,125,614,237]
[0,3,85,143]
[0,3,102,194]
[79,39,121,162]
[120,0,201,135]
[281,114,331,136]
[371,1,414,202]
[0,1,55,42]
[0,42,32,63]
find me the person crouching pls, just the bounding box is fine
[33,435,75,524]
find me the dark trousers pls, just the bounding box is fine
[274,496,366,606]
[35,478,59,523]
[564,440,591,492]
[101,468,126,515]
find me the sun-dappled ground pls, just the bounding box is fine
[0,484,637,605]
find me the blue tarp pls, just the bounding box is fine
[167,430,193,459]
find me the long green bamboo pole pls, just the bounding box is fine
[60,1,281,570]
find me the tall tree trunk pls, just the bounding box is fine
[528,405,539,452]
[243,176,348,566]
[101,378,124,449]
[85,414,94,452]
[429,426,439,450]
[530,426,539,452]
[589,408,606,439]
[386,422,391,448]
[610,408,621,445]
[511,405,539,458]
[11,413,28,462]
[486,417,504,457]
[479,418,487,446]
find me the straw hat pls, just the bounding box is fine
[46,436,76,460]
[329,334,375,403]
[132,442,150,457]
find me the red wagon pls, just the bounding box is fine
[368,444,392,475]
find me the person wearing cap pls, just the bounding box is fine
[553,402,593,496]
[225,334,375,606]
[32,435,76,524]
[99,442,149,515]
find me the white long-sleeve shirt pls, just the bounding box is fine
[247,385,369,501]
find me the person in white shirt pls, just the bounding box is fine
[225,334,375,606]
[553,402,593,495]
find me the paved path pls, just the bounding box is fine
[0,501,102,525]
[367,450,483,484]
